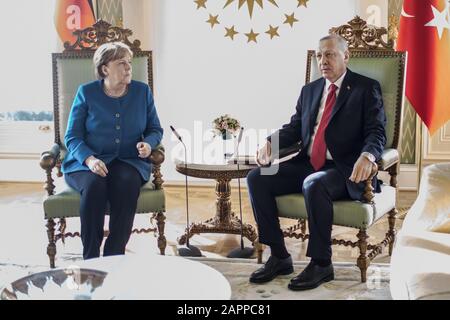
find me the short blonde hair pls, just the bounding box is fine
[93,42,133,79]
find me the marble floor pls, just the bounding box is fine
[0,182,415,265]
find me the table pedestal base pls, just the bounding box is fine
[177,213,257,246]
[175,170,259,253]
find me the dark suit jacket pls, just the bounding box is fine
[270,69,386,200]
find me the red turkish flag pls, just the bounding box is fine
[54,0,95,45]
[397,0,450,134]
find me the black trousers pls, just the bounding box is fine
[65,160,144,259]
[246,158,349,260]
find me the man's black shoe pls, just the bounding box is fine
[288,261,334,291]
[249,255,293,284]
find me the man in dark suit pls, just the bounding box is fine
[247,34,386,290]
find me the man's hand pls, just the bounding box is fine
[256,141,272,167]
[137,142,152,158]
[85,156,108,177]
[349,154,376,183]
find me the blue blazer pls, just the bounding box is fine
[271,69,386,200]
[62,80,163,182]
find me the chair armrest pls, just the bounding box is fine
[149,144,165,166]
[378,148,399,171]
[149,144,165,190]
[40,143,61,196]
[40,143,61,171]
[362,164,379,204]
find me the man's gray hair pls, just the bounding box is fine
[319,34,348,52]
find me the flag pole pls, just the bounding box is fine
[416,117,424,195]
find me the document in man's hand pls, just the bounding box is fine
[227,155,258,165]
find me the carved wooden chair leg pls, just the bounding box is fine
[300,219,307,239]
[256,240,264,264]
[388,163,399,188]
[46,218,56,268]
[155,211,166,255]
[58,218,67,244]
[356,228,369,283]
[387,208,397,256]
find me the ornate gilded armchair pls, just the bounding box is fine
[258,17,407,282]
[40,21,166,268]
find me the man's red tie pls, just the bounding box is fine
[310,83,338,171]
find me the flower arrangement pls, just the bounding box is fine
[212,114,241,139]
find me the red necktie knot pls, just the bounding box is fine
[327,83,337,98]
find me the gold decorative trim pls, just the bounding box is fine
[388,14,399,43]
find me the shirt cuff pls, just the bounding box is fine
[361,151,376,163]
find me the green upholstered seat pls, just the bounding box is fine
[40,21,166,268]
[276,185,396,229]
[43,180,165,219]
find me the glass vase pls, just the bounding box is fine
[221,131,235,159]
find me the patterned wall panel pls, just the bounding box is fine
[389,0,416,164]
[401,102,417,164]
[97,0,123,27]
[388,0,403,16]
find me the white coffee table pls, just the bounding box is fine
[74,253,231,300]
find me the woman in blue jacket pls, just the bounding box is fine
[62,42,163,259]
